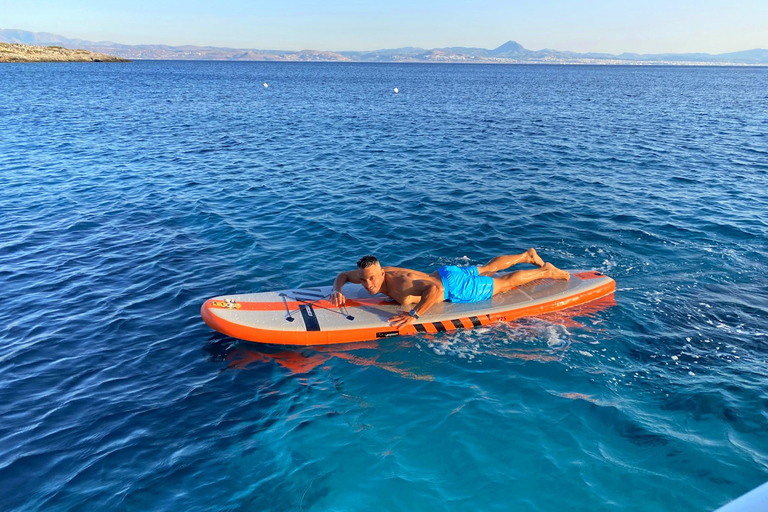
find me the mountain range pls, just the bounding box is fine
[2,28,767,65]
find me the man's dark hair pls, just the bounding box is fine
[357,255,380,269]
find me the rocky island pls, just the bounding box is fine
[0,42,129,62]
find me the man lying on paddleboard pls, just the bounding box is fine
[330,249,571,329]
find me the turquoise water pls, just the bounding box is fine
[1,62,767,511]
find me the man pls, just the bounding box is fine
[330,248,570,328]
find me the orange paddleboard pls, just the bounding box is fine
[201,270,615,346]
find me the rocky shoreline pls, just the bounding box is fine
[0,42,129,62]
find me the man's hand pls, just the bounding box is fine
[330,290,346,306]
[389,311,416,329]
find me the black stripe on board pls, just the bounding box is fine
[469,316,482,327]
[451,319,464,329]
[414,324,427,333]
[299,304,321,331]
[293,296,321,302]
[432,322,446,332]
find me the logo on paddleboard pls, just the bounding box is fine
[211,299,240,309]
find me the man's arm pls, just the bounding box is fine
[389,281,442,328]
[330,270,360,306]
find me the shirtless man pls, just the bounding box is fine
[330,248,570,329]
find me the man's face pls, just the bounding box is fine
[359,263,385,295]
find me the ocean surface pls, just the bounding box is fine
[1,61,767,511]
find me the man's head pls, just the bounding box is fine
[357,255,385,294]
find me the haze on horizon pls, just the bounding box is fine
[5,0,768,54]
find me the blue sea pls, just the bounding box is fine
[1,61,767,511]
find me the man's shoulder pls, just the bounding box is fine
[384,267,436,281]
[382,266,416,274]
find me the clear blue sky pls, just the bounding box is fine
[4,0,767,53]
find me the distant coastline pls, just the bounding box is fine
[0,42,129,63]
[1,28,767,65]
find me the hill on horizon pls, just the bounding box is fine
[1,28,767,64]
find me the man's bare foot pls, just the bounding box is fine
[527,248,545,267]
[544,262,570,280]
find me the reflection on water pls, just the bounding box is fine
[207,337,435,380]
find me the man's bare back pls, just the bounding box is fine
[331,250,570,329]
[375,267,444,306]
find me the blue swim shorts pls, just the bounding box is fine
[437,265,494,303]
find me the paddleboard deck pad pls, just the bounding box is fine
[201,270,615,346]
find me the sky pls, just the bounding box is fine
[2,0,767,54]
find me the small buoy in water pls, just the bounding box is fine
[263,83,268,88]
[394,87,399,94]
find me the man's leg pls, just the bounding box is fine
[477,248,545,276]
[491,263,570,295]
